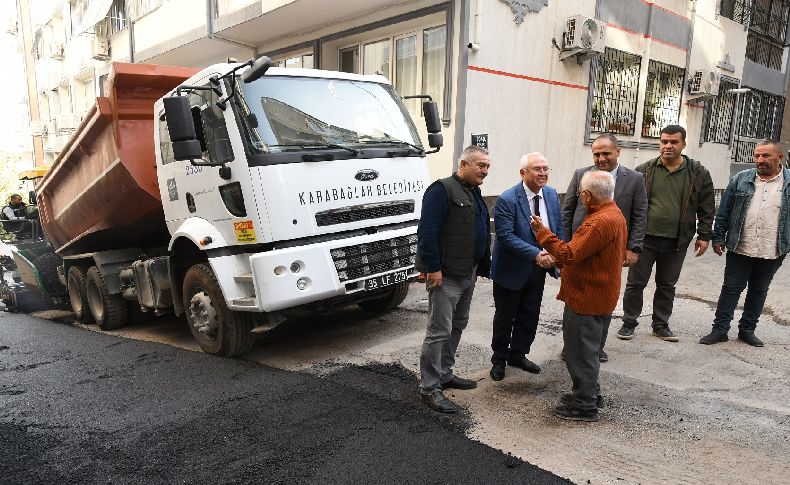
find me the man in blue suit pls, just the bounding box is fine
[489,152,563,381]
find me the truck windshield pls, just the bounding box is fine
[236,76,422,154]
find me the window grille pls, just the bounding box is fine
[732,89,784,162]
[723,0,790,70]
[720,0,751,26]
[703,77,738,144]
[738,89,784,139]
[641,60,684,138]
[591,48,642,136]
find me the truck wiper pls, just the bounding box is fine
[271,142,359,155]
[357,137,424,154]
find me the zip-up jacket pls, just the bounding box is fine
[712,167,790,256]
[636,155,715,249]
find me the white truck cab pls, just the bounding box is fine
[155,57,443,355]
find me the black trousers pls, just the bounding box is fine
[490,269,547,364]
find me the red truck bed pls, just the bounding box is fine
[36,63,199,256]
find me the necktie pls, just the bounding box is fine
[533,194,541,218]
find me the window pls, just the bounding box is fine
[339,47,359,74]
[641,60,684,138]
[733,88,785,162]
[703,77,738,144]
[591,48,642,135]
[97,0,128,37]
[723,0,790,70]
[422,25,446,112]
[160,85,234,165]
[338,25,447,115]
[363,39,390,77]
[272,54,314,69]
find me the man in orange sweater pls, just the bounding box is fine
[531,170,627,422]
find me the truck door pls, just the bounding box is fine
[157,81,261,247]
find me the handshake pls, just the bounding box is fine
[535,250,555,269]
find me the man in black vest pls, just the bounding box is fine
[1,194,29,237]
[416,145,492,413]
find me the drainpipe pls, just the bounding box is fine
[125,0,135,62]
[206,0,257,57]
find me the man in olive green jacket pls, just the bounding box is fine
[617,125,715,342]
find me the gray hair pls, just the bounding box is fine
[580,170,614,201]
[459,145,489,165]
[520,152,547,171]
[756,139,783,153]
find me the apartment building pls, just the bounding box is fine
[20,0,790,195]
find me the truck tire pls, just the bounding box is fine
[67,266,91,323]
[357,281,410,314]
[86,266,128,330]
[182,263,255,357]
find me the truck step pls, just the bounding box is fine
[234,273,253,283]
[232,297,256,307]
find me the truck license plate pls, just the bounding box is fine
[364,269,408,291]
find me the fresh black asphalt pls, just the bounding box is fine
[0,312,570,484]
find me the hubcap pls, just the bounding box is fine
[189,291,218,340]
[68,276,83,314]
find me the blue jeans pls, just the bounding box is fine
[712,251,786,333]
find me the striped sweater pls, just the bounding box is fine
[536,201,627,315]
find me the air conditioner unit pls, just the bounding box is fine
[50,42,64,60]
[688,69,720,97]
[560,15,607,61]
[92,37,110,61]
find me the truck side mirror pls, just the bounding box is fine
[164,96,202,161]
[423,101,442,134]
[241,56,272,84]
[428,133,443,150]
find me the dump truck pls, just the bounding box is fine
[37,58,443,356]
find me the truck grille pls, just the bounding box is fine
[315,200,415,227]
[330,234,418,282]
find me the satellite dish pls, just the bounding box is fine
[581,19,599,49]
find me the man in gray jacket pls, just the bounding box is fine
[562,134,648,361]
[700,140,790,347]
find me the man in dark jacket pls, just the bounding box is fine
[416,145,491,413]
[617,125,715,342]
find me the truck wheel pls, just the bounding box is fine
[182,263,255,357]
[86,266,128,330]
[67,266,91,323]
[357,281,410,314]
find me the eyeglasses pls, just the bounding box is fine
[529,167,551,174]
[576,190,591,197]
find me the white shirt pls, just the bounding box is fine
[524,183,548,222]
[735,171,783,259]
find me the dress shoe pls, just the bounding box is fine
[552,403,599,422]
[699,331,728,345]
[599,349,608,362]
[561,392,605,409]
[441,376,478,390]
[738,331,764,347]
[420,390,459,413]
[507,356,541,374]
[489,363,505,381]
